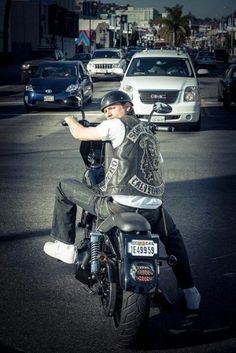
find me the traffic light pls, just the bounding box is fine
[91,1,98,17]
[121,15,127,24]
[83,1,90,17]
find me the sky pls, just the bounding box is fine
[103,0,235,19]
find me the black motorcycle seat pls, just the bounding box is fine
[97,212,151,233]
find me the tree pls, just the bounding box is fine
[158,4,191,47]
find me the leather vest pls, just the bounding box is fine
[101,115,164,198]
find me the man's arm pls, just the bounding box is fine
[64,115,102,141]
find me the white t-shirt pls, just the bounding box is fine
[96,118,163,209]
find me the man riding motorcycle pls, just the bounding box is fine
[43,90,201,311]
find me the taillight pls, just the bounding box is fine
[130,263,154,282]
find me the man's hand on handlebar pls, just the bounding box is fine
[61,115,89,127]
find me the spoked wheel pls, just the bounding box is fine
[110,289,150,348]
[101,276,117,317]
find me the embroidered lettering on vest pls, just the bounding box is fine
[102,158,119,191]
[129,175,164,197]
[127,123,151,143]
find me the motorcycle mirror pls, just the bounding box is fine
[153,102,172,114]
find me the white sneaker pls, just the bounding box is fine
[183,286,201,310]
[43,240,76,264]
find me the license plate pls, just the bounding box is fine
[97,69,108,73]
[44,95,54,102]
[151,115,165,123]
[128,239,157,257]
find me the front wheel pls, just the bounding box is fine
[111,290,150,348]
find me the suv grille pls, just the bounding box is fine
[139,90,179,104]
[95,63,113,69]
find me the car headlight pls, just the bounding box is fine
[25,84,34,92]
[66,84,79,92]
[87,62,94,69]
[22,64,30,70]
[184,86,198,102]
[122,85,133,99]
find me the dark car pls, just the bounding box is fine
[126,47,143,64]
[69,53,92,68]
[218,64,236,108]
[193,51,216,68]
[214,49,229,64]
[21,48,64,84]
[23,61,93,112]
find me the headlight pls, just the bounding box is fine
[22,64,30,70]
[66,84,79,92]
[87,62,94,69]
[122,85,133,99]
[25,84,34,92]
[184,86,198,102]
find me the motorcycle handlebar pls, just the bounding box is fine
[61,119,99,127]
[151,125,175,132]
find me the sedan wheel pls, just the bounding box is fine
[223,93,231,108]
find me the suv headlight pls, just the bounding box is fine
[122,85,133,98]
[66,84,79,92]
[25,84,34,92]
[22,64,30,70]
[87,62,94,69]
[184,86,198,102]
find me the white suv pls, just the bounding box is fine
[118,49,205,130]
[87,48,127,81]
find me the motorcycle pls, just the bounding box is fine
[63,100,176,348]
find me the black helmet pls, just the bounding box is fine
[100,90,132,112]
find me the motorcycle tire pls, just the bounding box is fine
[110,290,150,348]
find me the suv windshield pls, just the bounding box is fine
[92,51,120,59]
[127,57,194,77]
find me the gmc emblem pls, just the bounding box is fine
[150,94,166,99]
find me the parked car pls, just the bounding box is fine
[86,48,127,81]
[218,64,236,108]
[214,49,229,63]
[21,48,64,84]
[69,53,91,68]
[114,49,208,130]
[23,61,93,112]
[193,51,216,68]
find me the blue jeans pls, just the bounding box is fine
[51,178,194,288]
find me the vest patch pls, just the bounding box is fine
[103,158,119,191]
[129,175,164,197]
[127,123,150,143]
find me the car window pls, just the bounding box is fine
[92,51,120,59]
[231,69,236,79]
[78,64,85,78]
[126,57,194,77]
[33,64,76,78]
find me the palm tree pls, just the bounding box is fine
[158,4,191,47]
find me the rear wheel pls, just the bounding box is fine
[110,290,150,348]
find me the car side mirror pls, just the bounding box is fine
[197,68,209,76]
